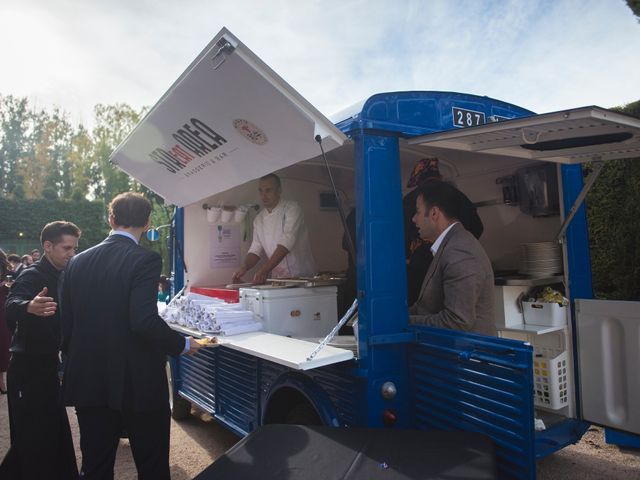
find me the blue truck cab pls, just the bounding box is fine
[111,28,640,479]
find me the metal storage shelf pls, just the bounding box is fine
[498,324,566,335]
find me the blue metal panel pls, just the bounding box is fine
[353,131,411,428]
[560,164,593,301]
[336,91,534,136]
[216,348,259,435]
[174,207,185,291]
[409,326,535,480]
[536,419,590,459]
[605,428,640,448]
[560,163,593,421]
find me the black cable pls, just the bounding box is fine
[314,135,356,263]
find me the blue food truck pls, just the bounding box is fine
[111,28,640,479]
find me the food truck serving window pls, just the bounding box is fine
[109,27,346,207]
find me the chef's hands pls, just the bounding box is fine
[27,287,57,317]
[252,269,269,285]
[231,268,248,284]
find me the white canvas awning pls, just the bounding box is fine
[110,28,346,207]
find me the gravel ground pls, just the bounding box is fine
[1,393,639,479]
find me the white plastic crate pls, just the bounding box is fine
[533,347,569,410]
[523,301,567,327]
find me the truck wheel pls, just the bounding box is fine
[284,402,322,425]
[167,362,192,420]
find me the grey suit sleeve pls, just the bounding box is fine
[410,247,483,331]
[129,252,185,356]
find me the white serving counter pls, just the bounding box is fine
[170,325,354,371]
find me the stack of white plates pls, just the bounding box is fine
[519,242,563,277]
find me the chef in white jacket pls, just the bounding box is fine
[232,173,316,284]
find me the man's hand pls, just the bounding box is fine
[231,268,247,284]
[184,337,205,355]
[252,269,269,285]
[26,287,57,317]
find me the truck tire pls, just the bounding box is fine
[167,362,192,420]
[284,402,322,425]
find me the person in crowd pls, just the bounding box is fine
[7,254,21,274]
[232,173,316,284]
[30,249,41,262]
[409,181,495,336]
[20,254,33,267]
[158,275,171,303]
[403,158,483,305]
[61,192,203,480]
[0,249,11,394]
[0,222,81,479]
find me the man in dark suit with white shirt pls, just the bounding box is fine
[409,181,496,336]
[61,192,203,480]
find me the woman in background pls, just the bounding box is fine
[158,275,171,303]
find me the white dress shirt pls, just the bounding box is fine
[248,199,316,278]
[430,222,460,255]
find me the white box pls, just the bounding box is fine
[494,286,528,328]
[239,286,337,338]
[523,301,567,327]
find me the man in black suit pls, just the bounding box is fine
[61,192,203,480]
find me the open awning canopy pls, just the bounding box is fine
[409,106,640,164]
[110,28,346,207]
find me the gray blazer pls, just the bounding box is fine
[409,223,496,336]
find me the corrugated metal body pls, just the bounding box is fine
[409,327,535,480]
[178,346,359,435]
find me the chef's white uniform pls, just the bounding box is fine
[247,199,316,278]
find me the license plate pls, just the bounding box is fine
[452,107,486,128]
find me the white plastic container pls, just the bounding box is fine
[523,301,567,327]
[494,285,528,328]
[239,286,337,338]
[533,347,569,410]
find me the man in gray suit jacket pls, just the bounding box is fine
[409,181,496,336]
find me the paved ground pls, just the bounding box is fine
[1,392,639,479]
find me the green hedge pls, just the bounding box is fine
[0,198,108,252]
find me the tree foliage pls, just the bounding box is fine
[585,99,640,300]
[0,96,171,272]
[626,0,640,20]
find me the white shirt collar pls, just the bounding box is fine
[111,230,139,244]
[430,222,459,255]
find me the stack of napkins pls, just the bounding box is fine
[199,303,262,335]
[160,292,262,336]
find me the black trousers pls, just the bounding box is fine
[75,406,171,480]
[0,353,78,480]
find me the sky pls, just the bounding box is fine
[0,0,638,128]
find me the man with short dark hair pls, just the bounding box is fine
[409,181,495,336]
[61,192,203,480]
[30,249,41,262]
[232,173,316,284]
[1,220,81,479]
[6,254,21,275]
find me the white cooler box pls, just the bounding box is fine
[239,286,338,337]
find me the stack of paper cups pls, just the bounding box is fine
[221,209,234,223]
[207,207,222,223]
[234,206,248,223]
